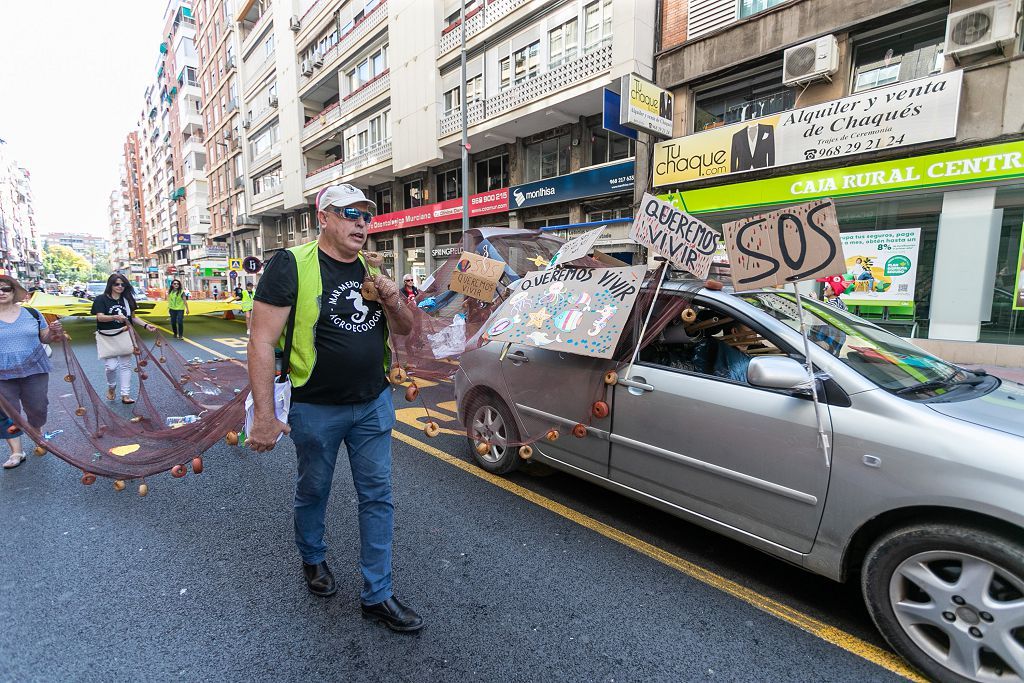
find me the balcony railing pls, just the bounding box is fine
[439,0,528,56]
[439,43,612,136]
[252,185,283,203]
[341,69,390,115]
[298,1,388,90]
[304,139,392,190]
[302,101,342,140]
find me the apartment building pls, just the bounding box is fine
[653,0,1024,362]
[195,0,261,293]
[41,232,110,256]
[233,0,655,281]
[108,183,131,274]
[122,131,148,276]
[0,140,41,282]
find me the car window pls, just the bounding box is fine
[638,296,789,385]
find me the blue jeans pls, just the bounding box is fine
[169,309,184,337]
[288,386,396,604]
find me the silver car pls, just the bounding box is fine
[455,280,1024,683]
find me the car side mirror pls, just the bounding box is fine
[747,356,814,393]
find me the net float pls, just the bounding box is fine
[423,422,440,438]
[132,347,141,356]
[361,280,379,302]
[191,457,204,474]
[364,251,384,267]
[389,366,408,384]
[113,479,126,492]
[170,464,187,478]
[159,357,167,364]
[138,483,149,497]
[603,371,618,386]
[75,407,87,417]
[33,445,46,456]
[475,441,491,455]
[225,431,239,446]
[139,373,148,381]
[155,339,163,347]
[81,472,96,486]
[5,424,18,434]
[129,416,144,423]
[518,445,534,460]
[64,374,75,383]
[404,384,419,402]
[592,401,609,419]
[572,423,588,438]
[681,308,697,323]
[179,377,189,385]
[545,429,559,441]
[705,279,724,291]
[138,359,148,367]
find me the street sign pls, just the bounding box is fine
[242,256,262,273]
[228,258,243,273]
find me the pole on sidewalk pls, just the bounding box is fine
[459,0,469,239]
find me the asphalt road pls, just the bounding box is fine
[0,314,919,682]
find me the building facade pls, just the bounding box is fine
[122,131,148,281]
[0,140,42,283]
[653,0,1024,361]
[41,232,110,256]
[230,0,655,282]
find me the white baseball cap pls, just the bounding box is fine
[316,184,376,212]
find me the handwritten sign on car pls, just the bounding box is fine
[630,193,719,279]
[722,198,844,291]
[448,251,505,301]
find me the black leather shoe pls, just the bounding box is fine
[302,561,336,597]
[361,595,424,632]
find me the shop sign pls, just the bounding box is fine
[147,266,159,273]
[510,160,634,210]
[722,198,844,291]
[206,245,228,257]
[839,228,921,306]
[431,246,459,258]
[369,188,508,234]
[602,89,638,140]
[620,74,673,138]
[660,140,1024,214]
[175,233,191,244]
[654,70,963,187]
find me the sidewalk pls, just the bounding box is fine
[962,364,1024,384]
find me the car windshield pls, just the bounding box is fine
[739,292,964,391]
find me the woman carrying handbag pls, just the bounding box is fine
[90,274,156,404]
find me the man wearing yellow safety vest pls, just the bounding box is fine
[237,281,254,335]
[245,184,419,632]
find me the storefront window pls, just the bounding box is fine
[852,19,946,93]
[693,67,795,132]
[591,129,635,165]
[374,187,392,214]
[987,186,1024,346]
[436,168,461,201]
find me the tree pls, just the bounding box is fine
[42,245,91,284]
[89,255,113,281]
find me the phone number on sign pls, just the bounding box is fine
[802,134,907,161]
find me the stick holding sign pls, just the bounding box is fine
[630,193,720,279]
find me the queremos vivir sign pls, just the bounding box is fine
[510,160,634,210]
[654,70,963,187]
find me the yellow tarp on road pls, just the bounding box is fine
[26,293,241,318]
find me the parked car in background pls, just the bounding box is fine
[84,281,107,299]
[455,278,1024,683]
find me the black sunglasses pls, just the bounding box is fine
[329,206,374,223]
[0,285,14,293]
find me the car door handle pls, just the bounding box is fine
[506,351,530,364]
[618,377,654,393]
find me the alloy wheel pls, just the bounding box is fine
[471,404,509,464]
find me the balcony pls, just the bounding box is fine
[298,1,388,91]
[439,0,528,56]
[304,139,392,190]
[250,142,281,171]
[439,43,612,136]
[341,69,389,117]
[302,101,342,141]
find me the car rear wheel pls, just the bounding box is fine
[464,393,521,475]
[862,523,1024,682]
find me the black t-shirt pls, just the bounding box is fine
[91,294,134,332]
[255,249,388,405]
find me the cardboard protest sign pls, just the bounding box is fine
[630,193,719,279]
[547,225,605,269]
[722,198,844,291]
[448,251,504,301]
[483,265,646,359]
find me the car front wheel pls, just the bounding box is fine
[464,393,521,475]
[862,523,1024,682]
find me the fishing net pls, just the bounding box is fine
[0,325,248,491]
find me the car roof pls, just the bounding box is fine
[469,226,550,241]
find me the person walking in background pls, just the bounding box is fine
[167,279,190,339]
[91,275,156,405]
[238,281,255,335]
[400,275,419,304]
[0,275,65,470]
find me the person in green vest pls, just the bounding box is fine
[167,279,190,339]
[245,184,420,632]
[237,281,255,335]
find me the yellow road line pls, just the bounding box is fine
[392,429,924,682]
[147,323,230,360]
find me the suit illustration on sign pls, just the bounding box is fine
[730,123,776,172]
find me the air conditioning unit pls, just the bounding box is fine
[301,59,313,76]
[782,34,840,87]
[290,15,301,31]
[235,176,245,188]
[313,51,324,68]
[222,129,231,140]
[269,95,279,107]
[944,0,1019,61]
[227,55,237,69]
[242,116,252,129]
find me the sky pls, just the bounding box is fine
[0,0,167,238]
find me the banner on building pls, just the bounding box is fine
[722,198,844,291]
[630,193,719,279]
[510,160,634,210]
[483,265,646,359]
[654,70,963,187]
[839,228,921,306]
[620,74,673,138]
[369,189,508,234]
